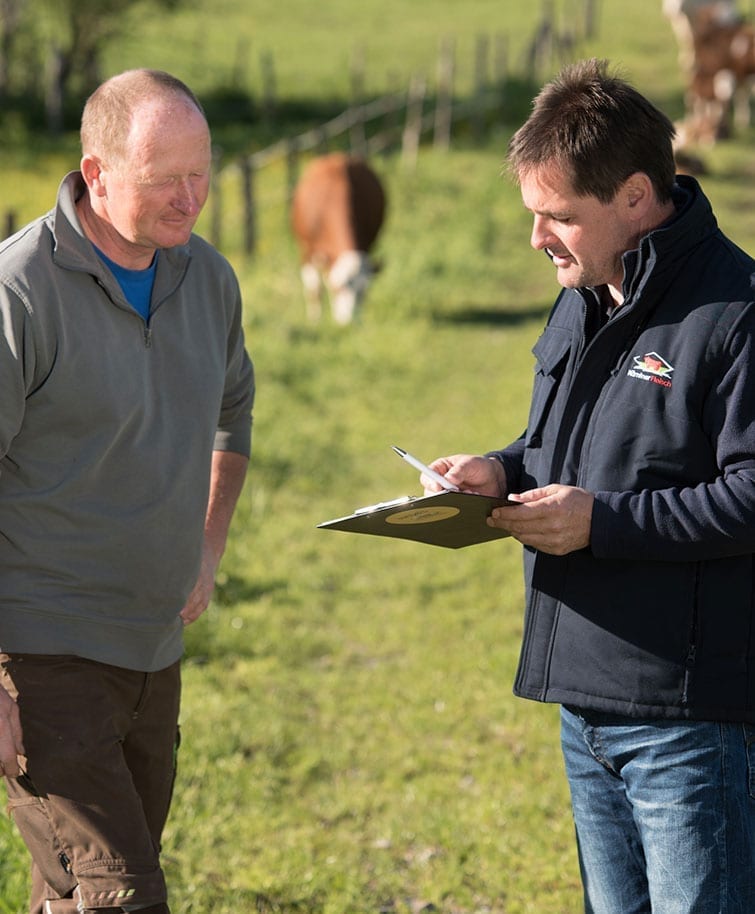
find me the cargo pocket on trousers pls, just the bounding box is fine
[7,787,77,898]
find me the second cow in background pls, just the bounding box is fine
[291,152,386,324]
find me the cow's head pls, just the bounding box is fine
[327,250,376,324]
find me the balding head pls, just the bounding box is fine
[76,69,211,267]
[80,69,206,166]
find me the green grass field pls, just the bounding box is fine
[1,1,755,911]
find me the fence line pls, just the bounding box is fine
[213,0,592,256]
[1,1,593,247]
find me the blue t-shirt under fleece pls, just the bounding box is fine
[95,247,158,321]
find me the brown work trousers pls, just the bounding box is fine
[1,654,181,914]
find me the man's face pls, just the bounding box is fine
[520,162,634,295]
[94,100,212,257]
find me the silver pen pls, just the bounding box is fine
[391,445,459,492]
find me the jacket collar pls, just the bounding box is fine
[51,171,193,310]
[619,175,717,305]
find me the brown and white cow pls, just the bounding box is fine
[665,0,755,143]
[663,0,740,74]
[290,152,386,324]
[688,6,755,134]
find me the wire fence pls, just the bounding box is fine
[2,0,597,248]
[207,0,596,256]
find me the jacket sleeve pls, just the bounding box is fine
[0,283,32,460]
[213,275,255,458]
[486,434,526,493]
[592,303,755,562]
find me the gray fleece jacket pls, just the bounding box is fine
[0,173,255,671]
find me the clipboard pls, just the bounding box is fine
[317,489,511,549]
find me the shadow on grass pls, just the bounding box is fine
[249,891,325,913]
[213,572,286,607]
[182,573,289,664]
[431,301,552,327]
[705,155,755,182]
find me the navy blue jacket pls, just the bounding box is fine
[491,175,755,723]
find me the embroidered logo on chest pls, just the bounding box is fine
[627,351,674,389]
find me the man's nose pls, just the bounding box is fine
[530,214,552,251]
[173,178,201,215]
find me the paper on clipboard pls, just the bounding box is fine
[317,489,511,549]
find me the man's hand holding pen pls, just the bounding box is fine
[421,454,506,498]
[422,454,594,556]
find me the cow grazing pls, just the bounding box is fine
[687,6,755,135]
[663,0,740,74]
[291,153,386,325]
[664,0,755,144]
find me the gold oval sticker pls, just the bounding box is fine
[386,506,461,525]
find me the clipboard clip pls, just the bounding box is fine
[354,495,413,515]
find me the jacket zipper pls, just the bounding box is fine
[680,563,701,706]
[94,275,154,349]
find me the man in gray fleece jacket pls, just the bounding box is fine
[0,69,255,914]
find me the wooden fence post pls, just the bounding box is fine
[260,49,277,121]
[350,46,368,157]
[350,105,368,158]
[240,157,256,257]
[210,147,223,250]
[231,37,250,88]
[434,36,455,150]
[204,22,582,255]
[474,32,490,94]
[402,74,426,169]
[314,126,329,155]
[584,0,599,40]
[386,72,405,150]
[285,139,300,221]
[473,33,490,141]
[3,210,17,240]
[494,32,509,86]
[525,13,554,78]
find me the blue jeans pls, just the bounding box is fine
[560,705,755,914]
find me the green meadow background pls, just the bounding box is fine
[2,1,755,911]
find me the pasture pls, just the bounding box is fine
[1,1,755,911]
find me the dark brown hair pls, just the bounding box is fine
[506,58,676,203]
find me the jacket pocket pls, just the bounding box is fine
[525,326,572,449]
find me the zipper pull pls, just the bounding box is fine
[143,326,153,348]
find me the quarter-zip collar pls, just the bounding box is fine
[51,172,192,320]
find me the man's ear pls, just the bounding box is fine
[622,172,654,220]
[80,154,107,196]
